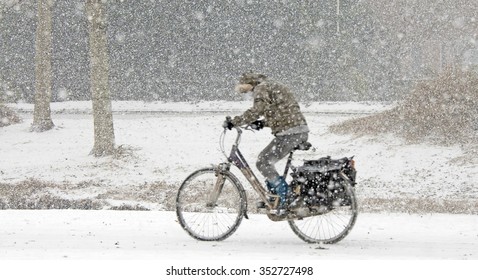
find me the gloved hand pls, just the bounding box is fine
[223,116,234,130]
[250,120,264,130]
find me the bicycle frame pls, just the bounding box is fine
[214,127,294,210]
[178,126,358,242]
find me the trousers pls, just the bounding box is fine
[256,132,308,181]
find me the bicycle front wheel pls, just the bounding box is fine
[288,179,358,244]
[176,167,247,241]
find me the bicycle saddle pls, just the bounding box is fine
[294,142,312,151]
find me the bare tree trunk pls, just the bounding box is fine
[31,0,54,132]
[86,0,115,157]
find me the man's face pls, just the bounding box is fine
[235,83,253,93]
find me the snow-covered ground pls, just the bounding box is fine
[1,101,477,278]
[0,210,477,279]
[1,210,477,260]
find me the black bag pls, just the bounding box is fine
[293,156,356,183]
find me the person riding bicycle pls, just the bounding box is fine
[224,72,309,213]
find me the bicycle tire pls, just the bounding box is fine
[176,167,247,241]
[288,180,358,244]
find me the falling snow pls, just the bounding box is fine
[1,0,477,103]
[0,1,477,274]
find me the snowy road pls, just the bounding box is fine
[1,210,477,260]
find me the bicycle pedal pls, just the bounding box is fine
[269,208,287,216]
[256,201,266,209]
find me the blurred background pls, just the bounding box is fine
[1,0,477,103]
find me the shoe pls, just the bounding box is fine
[257,180,279,209]
[264,180,278,206]
[267,176,289,209]
[265,180,277,194]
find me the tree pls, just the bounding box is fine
[86,0,116,156]
[31,0,54,132]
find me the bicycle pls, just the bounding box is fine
[176,122,358,244]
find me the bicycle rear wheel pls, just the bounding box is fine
[176,167,247,241]
[288,180,358,244]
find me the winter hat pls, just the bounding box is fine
[239,72,267,85]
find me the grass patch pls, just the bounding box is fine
[0,104,22,127]
[330,70,478,145]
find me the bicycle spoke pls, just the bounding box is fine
[176,168,245,241]
[288,184,357,244]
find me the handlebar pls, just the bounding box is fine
[223,123,243,145]
[221,116,262,158]
[220,117,248,159]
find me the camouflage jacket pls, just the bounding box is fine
[232,79,308,135]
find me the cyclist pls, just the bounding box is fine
[224,72,309,214]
